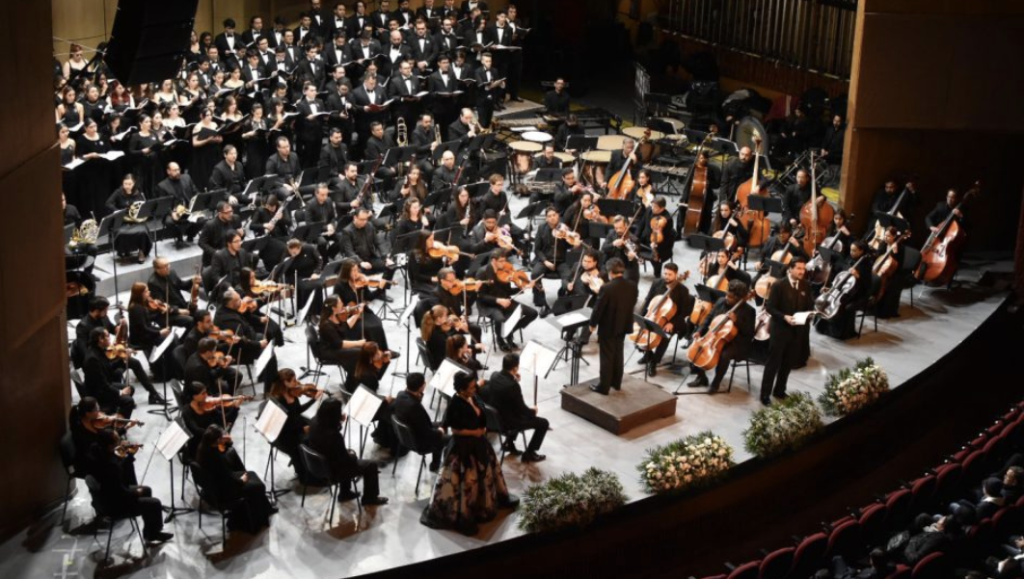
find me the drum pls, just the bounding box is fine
[553,152,575,165]
[509,140,543,174]
[522,131,553,144]
[597,134,625,151]
[656,117,686,134]
[623,126,665,163]
[580,150,611,186]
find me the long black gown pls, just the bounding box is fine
[191,125,222,190]
[244,118,270,181]
[74,135,118,218]
[128,132,163,196]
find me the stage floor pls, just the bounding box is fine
[12,128,1013,579]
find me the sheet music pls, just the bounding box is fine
[792,311,815,326]
[156,421,190,461]
[254,343,275,380]
[101,150,125,161]
[301,391,326,421]
[503,304,522,339]
[63,158,85,170]
[429,358,469,399]
[149,326,184,363]
[519,341,558,380]
[346,386,384,427]
[556,311,590,328]
[297,289,318,325]
[400,294,420,329]
[256,400,288,443]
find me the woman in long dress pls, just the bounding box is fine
[420,370,517,535]
[191,109,224,190]
[104,173,152,263]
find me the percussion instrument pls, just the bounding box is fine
[596,134,626,151]
[656,117,685,133]
[509,140,543,175]
[552,152,575,164]
[522,131,553,144]
[623,126,664,163]
[580,150,611,187]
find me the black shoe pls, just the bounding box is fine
[499,494,520,509]
[637,354,649,366]
[497,340,511,352]
[268,506,280,514]
[772,392,788,400]
[148,393,167,405]
[502,442,521,456]
[389,350,401,360]
[521,451,546,463]
[647,365,657,377]
[144,531,174,543]
[539,306,552,318]
[612,384,621,391]
[362,496,389,506]
[173,240,186,249]
[761,397,771,406]
[512,97,524,103]
[506,340,520,351]
[589,385,609,395]
[456,522,479,536]
[428,462,440,473]
[687,376,709,388]
[338,488,360,501]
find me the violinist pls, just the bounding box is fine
[479,175,522,237]
[873,226,906,319]
[334,260,392,351]
[782,169,813,225]
[468,210,509,256]
[760,259,813,406]
[148,258,198,329]
[562,191,603,250]
[181,382,243,450]
[447,333,484,375]
[480,354,548,462]
[249,194,293,269]
[435,268,484,343]
[342,342,397,447]
[183,310,239,357]
[477,248,540,352]
[82,328,138,417]
[816,240,873,340]
[74,297,161,403]
[711,201,749,255]
[209,232,255,300]
[268,368,324,484]
[408,230,448,295]
[90,429,174,544]
[553,168,588,216]
[339,208,395,302]
[755,223,808,276]
[184,338,238,397]
[126,282,177,380]
[280,239,325,316]
[637,263,695,377]
[422,305,457,371]
[685,280,755,393]
[238,268,287,348]
[69,397,107,475]
[196,424,276,533]
[213,290,278,393]
[306,397,390,507]
[317,295,367,369]
[601,216,641,283]
[566,249,604,300]
[530,206,574,318]
[640,196,676,278]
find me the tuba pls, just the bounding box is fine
[396,117,408,147]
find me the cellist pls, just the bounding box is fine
[782,169,813,225]
[685,280,754,393]
[636,264,694,378]
[873,226,906,319]
[815,240,873,340]
[754,222,808,275]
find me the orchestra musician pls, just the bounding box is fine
[184,338,238,398]
[543,77,570,115]
[306,396,390,506]
[601,216,641,283]
[588,258,639,395]
[209,232,254,299]
[755,222,808,275]
[640,196,676,278]
[195,424,276,533]
[598,138,641,190]
[407,231,447,295]
[432,151,459,192]
[126,282,176,380]
[447,333,484,374]
[331,163,369,218]
[760,259,813,406]
[720,146,755,203]
[341,342,396,447]
[686,280,755,393]
[390,372,450,472]
[305,183,339,257]
[147,257,197,330]
[816,240,873,340]
[90,429,174,544]
[468,209,506,257]
[82,328,138,417]
[868,180,918,233]
[553,168,588,216]
[105,173,152,264]
[711,201,749,256]
[264,136,302,200]
[339,208,396,301]
[198,201,244,267]
[435,267,484,343]
[636,263,694,377]
[530,206,573,317]
[333,260,393,351]
[249,194,293,269]
[422,304,458,370]
[554,114,584,152]
[476,248,539,352]
[317,294,367,373]
[824,209,854,258]
[872,226,906,319]
[75,297,162,405]
[562,191,602,249]
[926,188,966,234]
[480,353,548,462]
[156,162,202,248]
[683,149,721,234]
[782,169,813,226]
[267,368,323,484]
[535,144,562,170]
[213,289,278,393]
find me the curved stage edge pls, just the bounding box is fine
[366,298,1023,579]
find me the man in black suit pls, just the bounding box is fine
[390,373,449,471]
[370,0,393,33]
[601,216,642,282]
[82,327,138,417]
[544,77,571,115]
[460,0,490,19]
[388,59,424,129]
[428,54,460,138]
[213,290,277,393]
[198,201,243,267]
[156,162,201,247]
[409,19,438,73]
[477,248,539,351]
[529,206,571,317]
[208,232,253,298]
[184,338,237,396]
[214,19,240,57]
[588,257,639,394]
[296,82,328,169]
[380,29,411,80]
[351,75,390,150]
[637,263,695,377]
[473,52,504,127]
[434,17,459,55]
[687,280,755,392]
[209,145,248,202]
[760,258,813,405]
[148,258,196,330]
[241,16,274,48]
[339,208,395,297]
[323,30,351,69]
[317,127,349,182]
[264,136,303,199]
[481,354,548,462]
[447,107,476,142]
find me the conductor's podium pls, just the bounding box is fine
[561,376,677,435]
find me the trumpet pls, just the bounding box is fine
[397,116,408,147]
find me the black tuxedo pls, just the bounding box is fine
[428,70,460,134]
[350,84,390,141]
[589,276,639,393]
[691,297,755,390]
[760,277,813,401]
[473,64,502,127]
[409,34,438,67]
[323,42,351,68]
[381,43,412,79]
[214,32,240,56]
[296,58,326,90]
[390,390,447,467]
[296,98,328,168]
[480,370,548,453]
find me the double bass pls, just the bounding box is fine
[867,184,913,251]
[681,133,714,235]
[799,152,834,257]
[687,291,752,371]
[606,129,650,200]
[915,182,980,285]
[628,271,691,351]
[734,132,770,247]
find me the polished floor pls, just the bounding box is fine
[21,122,1013,579]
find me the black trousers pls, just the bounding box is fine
[509,415,549,453]
[485,304,538,342]
[357,458,381,499]
[690,343,746,390]
[529,261,572,307]
[597,333,625,392]
[760,331,799,400]
[127,485,165,537]
[649,328,688,365]
[116,358,156,395]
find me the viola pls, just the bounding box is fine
[580,270,604,294]
[553,223,582,247]
[447,277,492,295]
[115,441,143,458]
[202,394,251,411]
[205,351,234,368]
[238,296,260,313]
[105,343,133,361]
[334,302,364,322]
[146,297,169,313]
[495,262,533,289]
[650,214,668,250]
[352,276,392,290]
[91,414,143,429]
[372,350,393,370]
[250,280,293,295]
[288,382,325,398]
[583,205,608,224]
[208,327,237,342]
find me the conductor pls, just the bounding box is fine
[588,258,639,395]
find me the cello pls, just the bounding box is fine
[874,230,911,300]
[734,132,769,247]
[915,182,980,285]
[687,291,752,371]
[867,183,913,251]
[815,253,870,320]
[681,134,714,235]
[799,151,834,257]
[606,129,650,200]
[628,271,691,351]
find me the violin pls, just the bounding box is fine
[372,350,393,370]
[91,414,143,429]
[636,182,654,208]
[583,204,608,224]
[352,276,393,290]
[447,277,492,295]
[428,241,474,261]
[334,302,364,322]
[115,441,143,458]
[553,223,582,247]
[580,270,604,294]
[495,261,534,289]
[251,280,293,295]
[146,297,169,313]
[208,327,238,343]
[205,351,234,368]
[105,343,133,361]
[650,214,668,250]
[288,382,325,397]
[238,296,260,313]
[202,394,252,411]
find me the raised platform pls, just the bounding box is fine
[561,377,678,435]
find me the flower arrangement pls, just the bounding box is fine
[518,468,626,533]
[818,357,890,417]
[743,392,824,458]
[638,431,735,494]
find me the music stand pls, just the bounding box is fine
[424,186,453,212]
[544,305,592,385]
[192,190,228,215]
[565,135,597,152]
[747,194,783,249]
[626,314,669,383]
[596,199,633,218]
[534,168,563,184]
[145,197,176,257]
[384,146,419,169]
[466,181,491,199]
[762,258,788,279]
[432,140,462,164]
[97,211,124,305]
[293,221,327,245]
[875,212,910,234]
